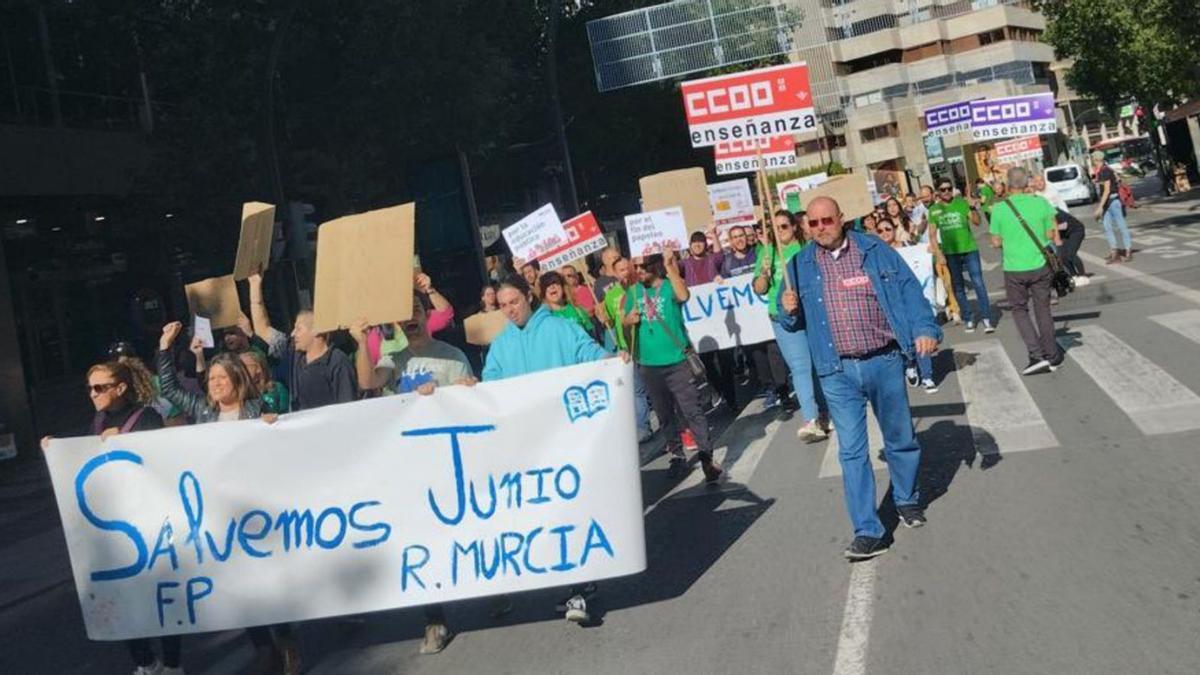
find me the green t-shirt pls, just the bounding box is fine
[551,304,594,337]
[260,381,290,414]
[602,284,630,351]
[988,194,1056,273]
[978,184,996,214]
[625,281,688,367]
[757,240,804,317]
[928,197,978,255]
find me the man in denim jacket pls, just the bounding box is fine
[778,196,942,560]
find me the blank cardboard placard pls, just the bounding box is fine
[464,311,510,346]
[312,203,415,333]
[798,175,875,222]
[639,168,712,234]
[232,202,276,280]
[184,275,241,329]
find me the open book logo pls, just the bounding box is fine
[563,380,610,423]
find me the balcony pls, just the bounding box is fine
[857,136,905,166]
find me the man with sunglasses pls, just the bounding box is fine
[928,181,994,333]
[778,197,941,560]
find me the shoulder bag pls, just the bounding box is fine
[1001,198,1074,298]
[633,284,707,380]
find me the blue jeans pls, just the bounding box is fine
[1101,199,1131,250]
[820,349,921,538]
[633,367,652,438]
[771,319,825,422]
[946,250,991,324]
[915,354,933,380]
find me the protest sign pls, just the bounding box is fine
[970,93,1056,141]
[464,311,510,346]
[232,202,276,281]
[639,168,712,234]
[681,63,816,148]
[680,274,773,353]
[775,172,829,214]
[537,211,607,270]
[45,359,645,641]
[797,174,875,221]
[312,203,415,333]
[502,204,566,263]
[184,275,240,330]
[713,136,797,175]
[192,316,214,349]
[625,208,688,257]
[707,179,757,238]
[923,101,974,139]
[993,135,1043,163]
[897,246,936,310]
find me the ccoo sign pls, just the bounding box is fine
[968,93,1057,141]
[680,63,816,148]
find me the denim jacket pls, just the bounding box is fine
[776,231,942,376]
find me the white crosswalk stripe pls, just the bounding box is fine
[1059,325,1200,435]
[1150,309,1200,345]
[955,340,1059,455]
[656,399,780,503]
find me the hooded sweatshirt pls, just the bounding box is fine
[482,305,609,381]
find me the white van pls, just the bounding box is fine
[1044,163,1096,206]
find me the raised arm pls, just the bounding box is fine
[247,272,274,337]
[157,322,205,420]
[664,248,690,303]
[349,319,391,391]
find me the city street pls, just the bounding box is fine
[3,177,1198,674]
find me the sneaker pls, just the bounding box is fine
[1022,358,1051,376]
[762,388,780,408]
[797,420,829,443]
[564,594,590,623]
[982,319,995,333]
[701,459,725,484]
[489,594,514,618]
[1047,352,1066,372]
[776,398,797,422]
[921,378,938,394]
[897,506,927,529]
[681,429,698,451]
[905,366,919,387]
[133,664,163,675]
[667,455,686,477]
[964,321,976,333]
[844,536,890,561]
[1073,275,1091,287]
[705,393,724,414]
[419,622,450,655]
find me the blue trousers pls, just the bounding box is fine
[946,250,991,324]
[770,319,825,422]
[1101,199,1132,250]
[916,353,933,380]
[820,349,921,538]
[606,330,651,437]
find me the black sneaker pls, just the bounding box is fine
[1047,352,1066,371]
[1022,358,1051,376]
[844,536,890,561]
[775,399,797,422]
[897,506,927,529]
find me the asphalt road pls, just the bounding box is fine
[3,176,1199,675]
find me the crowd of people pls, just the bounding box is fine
[41,157,1131,674]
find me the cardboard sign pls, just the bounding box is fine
[464,311,510,346]
[681,63,817,148]
[184,275,241,330]
[994,135,1043,163]
[502,203,566,263]
[313,203,415,333]
[639,168,711,234]
[625,208,688,257]
[797,175,875,222]
[970,93,1057,141]
[713,136,797,175]
[708,179,757,238]
[232,202,276,280]
[776,173,829,214]
[538,211,607,270]
[680,274,773,353]
[45,359,645,640]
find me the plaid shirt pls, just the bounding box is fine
[815,236,894,357]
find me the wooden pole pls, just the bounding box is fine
[755,149,791,291]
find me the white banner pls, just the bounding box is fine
[46,360,645,640]
[708,179,757,234]
[897,246,936,311]
[503,203,566,262]
[680,273,774,353]
[625,207,689,258]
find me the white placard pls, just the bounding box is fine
[776,173,829,211]
[502,203,566,262]
[680,274,773,353]
[896,246,936,310]
[625,207,688,257]
[46,360,645,640]
[192,316,214,349]
[708,179,757,235]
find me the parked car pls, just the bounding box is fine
[1044,163,1097,206]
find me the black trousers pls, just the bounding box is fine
[128,637,182,668]
[1004,268,1059,362]
[700,348,736,405]
[641,362,712,459]
[747,341,789,394]
[1057,215,1087,277]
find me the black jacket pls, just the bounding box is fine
[157,349,263,423]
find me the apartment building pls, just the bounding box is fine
[787,0,1059,193]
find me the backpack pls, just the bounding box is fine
[1118,181,1137,209]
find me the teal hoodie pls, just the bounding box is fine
[482,305,609,381]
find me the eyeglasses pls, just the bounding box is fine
[938,187,953,192]
[878,227,894,233]
[807,216,840,229]
[87,382,120,395]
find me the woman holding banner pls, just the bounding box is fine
[42,359,180,675]
[157,322,300,675]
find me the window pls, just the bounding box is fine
[860,124,899,143]
[854,91,883,108]
[1046,167,1079,183]
[977,28,1006,46]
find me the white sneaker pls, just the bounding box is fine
[982,319,995,333]
[964,321,976,333]
[564,594,590,623]
[133,665,163,675]
[797,420,829,443]
[922,378,939,394]
[1073,275,1091,287]
[419,622,450,654]
[905,366,919,387]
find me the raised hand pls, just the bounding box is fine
[160,321,183,350]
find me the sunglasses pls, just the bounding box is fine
[878,227,894,233]
[807,216,840,229]
[87,382,120,395]
[938,187,953,192]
